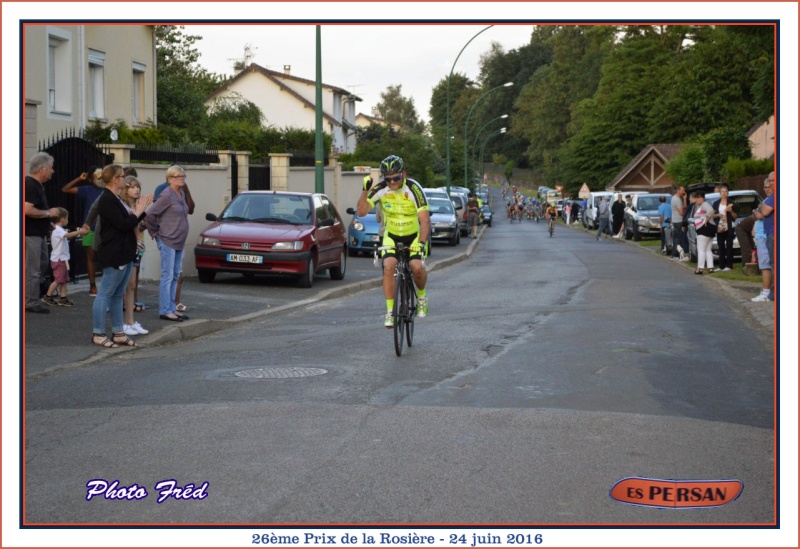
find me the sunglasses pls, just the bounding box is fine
[385,175,403,183]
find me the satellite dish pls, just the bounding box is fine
[110,129,118,143]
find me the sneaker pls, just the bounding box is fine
[670,256,680,261]
[41,295,57,306]
[57,297,75,307]
[417,296,428,318]
[384,312,394,328]
[679,256,690,262]
[751,293,771,302]
[123,324,139,336]
[89,286,98,297]
[132,322,149,335]
[722,267,732,272]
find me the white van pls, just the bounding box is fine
[582,191,615,230]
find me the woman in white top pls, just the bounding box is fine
[692,190,721,274]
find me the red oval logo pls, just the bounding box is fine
[610,477,743,508]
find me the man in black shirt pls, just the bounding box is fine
[24,152,59,314]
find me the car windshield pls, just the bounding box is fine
[221,194,313,224]
[637,197,664,210]
[428,198,455,214]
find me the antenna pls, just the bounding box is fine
[228,43,258,72]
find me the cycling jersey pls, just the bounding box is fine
[366,177,429,237]
[545,207,557,218]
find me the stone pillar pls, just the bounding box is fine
[102,144,134,165]
[25,99,41,174]
[269,153,293,191]
[332,162,343,205]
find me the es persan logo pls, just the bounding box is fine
[85,479,209,503]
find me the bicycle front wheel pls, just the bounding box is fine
[393,274,406,357]
[406,279,416,348]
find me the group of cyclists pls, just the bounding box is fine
[501,183,559,231]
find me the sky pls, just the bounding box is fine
[182,23,535,125]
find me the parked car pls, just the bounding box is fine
[686,190,763,263]
[345,205,381,256]
[623,193,671,241]
[582,191,615,229]
[427,197,460,246]
[480,204,493,227]
[447,192,470,236]
[423,188,450,201]
[194,191,347,288]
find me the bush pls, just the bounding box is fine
[722,157,774,182]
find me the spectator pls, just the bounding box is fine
[467,192,480,238]
[146,165,192,322]
[120,176,149,336]
[711,184,738,271]
[41,208,87,307]
[735,212,757,270]
[657,195,672,254]
[153,166,195,312]
[611,194,626,239]
[24,152,60,314]
[670,186,690,261]
[61,166,104,296]
[595,196,611,240]
[751,172,775,302]
[692,190,718,274]
[92,165,153,348]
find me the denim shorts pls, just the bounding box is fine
[755,238,771,270]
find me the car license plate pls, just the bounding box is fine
[227,254,263,264]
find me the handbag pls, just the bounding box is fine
[717,217,728,233]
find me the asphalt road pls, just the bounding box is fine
[23,189,776,538]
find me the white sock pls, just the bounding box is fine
[761,289,770,296]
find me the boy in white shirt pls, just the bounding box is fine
[42,208,87,307]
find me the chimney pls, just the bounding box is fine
[283,65,291,75]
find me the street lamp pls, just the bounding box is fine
[463,82,513,190]
[478,128,507,179]
[446,25,493,195]
[471,114,508,177]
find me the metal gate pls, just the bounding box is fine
[39,129,114,281]
[249,164,271,191]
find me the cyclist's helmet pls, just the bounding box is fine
[380,155,405,176]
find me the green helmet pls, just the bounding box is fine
[379,155,404,176]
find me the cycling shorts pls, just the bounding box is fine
[381,231,424,262]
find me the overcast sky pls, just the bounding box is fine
[182,23,535,125]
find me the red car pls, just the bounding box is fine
[194,191,347,288]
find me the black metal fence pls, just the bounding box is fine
[103,142,220,165]
[248,165,271,191]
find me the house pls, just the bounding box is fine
[204,63,361,155]
[607,144,684,194]
[747,115,775,160]
[24,24,157,142]
[355,112,402,132]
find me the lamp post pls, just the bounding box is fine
[314,25,324,193]
[478,128,506,180]
[471,114,508,177]
[463,82,513,190]
[446,25,493,195]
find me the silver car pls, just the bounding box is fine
[427,197,460,246]
[687,190,763,262]
[624,193,671,241]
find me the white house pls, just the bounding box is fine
[24,24,157,142]
[204,63,361,155]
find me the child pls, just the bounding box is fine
[42,208,87,307]
[121,175,150,336]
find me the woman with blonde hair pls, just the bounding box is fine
[120,176,149,336]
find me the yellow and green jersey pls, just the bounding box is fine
[366,177,429,237]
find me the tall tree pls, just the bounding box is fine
[372,85,426,134]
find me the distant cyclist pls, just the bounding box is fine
[357,155,431,328]
[545,203,558,232]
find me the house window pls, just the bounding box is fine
[47,28,72,115]
[88,49,105,120]
[132,62,146,124]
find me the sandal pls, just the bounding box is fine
[708,268,715,273]
[134,304,145,312]
[92,335,119,348]
[694,270,704,275]
[176,303,188,312]
[112,332,140,347]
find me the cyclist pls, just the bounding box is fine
[544,203,558,233]
[357,155,431,328]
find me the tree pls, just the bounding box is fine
[347,123,439,186]
[372,85,426,134]
[155,25,224,129]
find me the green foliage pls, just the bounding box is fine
[503,160,514,180]
[206,94,264,126]
[701,127,752,180]
[722,157,774,182]
[665,143,705,184]
[372,85,426,134]
[348,123,439,186]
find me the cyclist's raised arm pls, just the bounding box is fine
[357,175,376,216]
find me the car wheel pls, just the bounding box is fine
[298,255,315,288]
[198,269,216,283]
[330,248,346,280]
[449,233,458,246]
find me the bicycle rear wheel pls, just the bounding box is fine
[393,274,406,356]
[406,279,416,348]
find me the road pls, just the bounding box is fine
[23,189,775,540]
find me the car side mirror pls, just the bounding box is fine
[206,213,218,221]
[346,207,356,215]
[318,218,335,228]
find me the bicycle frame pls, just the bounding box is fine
[376,243,418,356]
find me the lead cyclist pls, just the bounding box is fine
[357,155,431,328]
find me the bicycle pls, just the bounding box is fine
[547,216,555,237]
[375,243,421,356]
